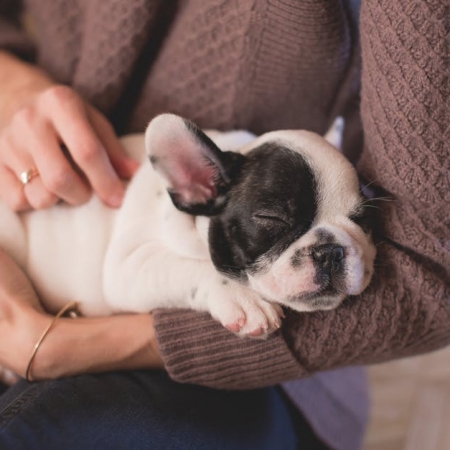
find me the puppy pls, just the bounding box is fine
[0,114,376,339]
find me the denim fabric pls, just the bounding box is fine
[0,370,313,450]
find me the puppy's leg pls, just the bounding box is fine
[103,243,282,337]
[200,277,284,338]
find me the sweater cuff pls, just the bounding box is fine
[0,18,35,60]
[153,309,306,389]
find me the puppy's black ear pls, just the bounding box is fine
[145,114,244,216]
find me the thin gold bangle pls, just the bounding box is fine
[25,301,79,382]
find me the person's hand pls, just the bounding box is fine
[0,51,139,211]
[0,248,164,381]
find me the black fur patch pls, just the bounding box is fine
[315,229,335,244]
[291,249,307,268]
[209,142,318,278]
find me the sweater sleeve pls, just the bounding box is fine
[0,0,35,59]
[153,0,450,389]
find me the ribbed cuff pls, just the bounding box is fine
[153,309,306,389]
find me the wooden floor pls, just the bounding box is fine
[363,346,450,450]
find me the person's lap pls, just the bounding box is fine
[0,370,326,449]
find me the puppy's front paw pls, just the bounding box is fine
[236,295,284,338]
[207,280,284,338]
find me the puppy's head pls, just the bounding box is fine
[146,114,376,312]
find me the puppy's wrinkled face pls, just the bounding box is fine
[146,114,376,312]
[208,131,376,312]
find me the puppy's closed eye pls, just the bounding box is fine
[252,212,291,228]
[349,202,376,234]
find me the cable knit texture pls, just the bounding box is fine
[1,1,449,449]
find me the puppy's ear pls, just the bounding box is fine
[145,114,244,216]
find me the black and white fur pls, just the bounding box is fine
[0,114,376,339]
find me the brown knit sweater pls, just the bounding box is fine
[1,0,449,402]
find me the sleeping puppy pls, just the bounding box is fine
[0,114,376,339]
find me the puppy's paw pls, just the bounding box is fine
[207,280,284,338]
[236,294,284,338]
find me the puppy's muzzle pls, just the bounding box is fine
[311,243,346,293]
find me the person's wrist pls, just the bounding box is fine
[29,313,164,380]
[16,306,53,378]
[28,314,83,380]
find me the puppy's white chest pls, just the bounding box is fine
[0,135,213,317]
[157,204,210,260]
[0,196,116,315]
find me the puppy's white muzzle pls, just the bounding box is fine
[247,223,375,312]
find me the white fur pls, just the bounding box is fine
[0,130,282,337]
[0,117,374,340]
[242,125,375,311]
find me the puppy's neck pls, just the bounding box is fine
[194,215,211,253]
[158,198,210,261]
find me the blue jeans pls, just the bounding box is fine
[0,370,327,449]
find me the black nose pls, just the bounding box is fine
[311,244,345,266]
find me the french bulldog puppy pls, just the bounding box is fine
[0,114,376,339]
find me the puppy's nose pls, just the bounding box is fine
[311,244,345,266]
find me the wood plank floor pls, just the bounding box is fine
[364,346,450,450]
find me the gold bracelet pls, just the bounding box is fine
[25,301,80,382]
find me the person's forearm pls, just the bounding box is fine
[31,313,164,380]
[0,247,163,380]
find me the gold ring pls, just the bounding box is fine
[19,168,39,185]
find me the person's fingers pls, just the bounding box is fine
[87,106,140,179]
[0,165,30,211]
[4,113,90,208]
[1,85,134,210]
[4,146,59,210]
[23,176,59,210]
[41,87,126,207]
[27,121,91,206]
[0,131,36,210]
